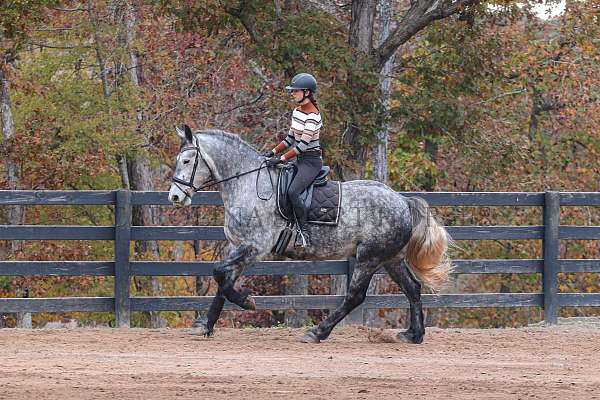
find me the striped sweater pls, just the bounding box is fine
[272,107,322,160]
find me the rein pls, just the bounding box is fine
[171,137,277,201]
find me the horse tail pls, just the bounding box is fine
[404,196,454,291]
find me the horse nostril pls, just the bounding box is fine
[172,195,179,202]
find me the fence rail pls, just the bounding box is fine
[1,190,599,327]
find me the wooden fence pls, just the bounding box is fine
[0,190,599,327]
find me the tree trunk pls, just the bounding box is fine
[349,0,376,53]
[118,0,164,328]
[423,138,438,191]
[340,0,481,181]
[87,0,110,98]
[15,285,32,329]
[0,66,24,254]
[127,155,164,327]
[116,154,130,188]
[1,64,30,328]
[364,0,395,327]
[277,6,309,325]
[331,0,377,319]
[372,0,394,184]
[339,0,377,182]
[88,0,162,327]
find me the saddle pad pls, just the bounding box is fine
[306,180,342,225]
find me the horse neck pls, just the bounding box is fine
[196,133,264,208]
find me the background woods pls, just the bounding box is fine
[0,0,598,328]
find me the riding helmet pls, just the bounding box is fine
[285,73,317,93]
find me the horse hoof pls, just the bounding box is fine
[298,331,320,344]
[189,317,213,337]
[242,295,256,311]
[396,330,423,344]
[189,325,213,337]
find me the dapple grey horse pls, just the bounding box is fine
[168,125,452,344]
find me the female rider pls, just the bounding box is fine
[262,73,323,247]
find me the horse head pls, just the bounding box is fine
[168,124,215,207]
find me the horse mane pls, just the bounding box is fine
[194,129,260,155]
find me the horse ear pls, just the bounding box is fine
[184,124,193,143]
[175,125,186,139]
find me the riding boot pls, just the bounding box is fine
[292,200,311,248]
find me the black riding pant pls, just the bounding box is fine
[287,151,323,228]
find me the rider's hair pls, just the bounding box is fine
[307,91,320,112]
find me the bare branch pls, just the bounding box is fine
[52,6,86,12]
[392,44,449,72]
[225,1,260,44]
[273,0,282,19]
[214,90,265,115]
[372,1,429,69]
[373,0,481,70]
[424,0,442,15]
[33,25,83,32]
[27,41,92,49]
[425,0,477,20]
[470,88,528,106]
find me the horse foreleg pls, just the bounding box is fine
[191,244,258,337]
[192,289,225,337]
[212,244,258,310]
[385,259,425,344]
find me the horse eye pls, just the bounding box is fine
[183,160,190,164]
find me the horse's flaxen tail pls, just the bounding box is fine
[405,196,455,291]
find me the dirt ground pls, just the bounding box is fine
[1,323,600,400]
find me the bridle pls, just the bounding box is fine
[171,136,276,202]
[171,137,216,197]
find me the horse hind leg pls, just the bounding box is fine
[300,259,378,343]
[384,259,425,344]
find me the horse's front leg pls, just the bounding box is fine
[191,244,258,337]
[192,289,225,337]
[212,243,258,309]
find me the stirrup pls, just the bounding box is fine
[291,206,310,248]
[293,227,311,248]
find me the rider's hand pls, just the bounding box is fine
[261,150,275,158]
[265,156,285,167]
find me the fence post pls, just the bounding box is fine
[543,191,559,324]
[114,189,131,327]
[344,256,364,325]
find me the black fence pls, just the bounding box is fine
[0,190,599,327]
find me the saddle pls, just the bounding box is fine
[275,164,342,226]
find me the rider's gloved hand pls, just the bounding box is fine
[265,156,285,167]
[261,150,275,158]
